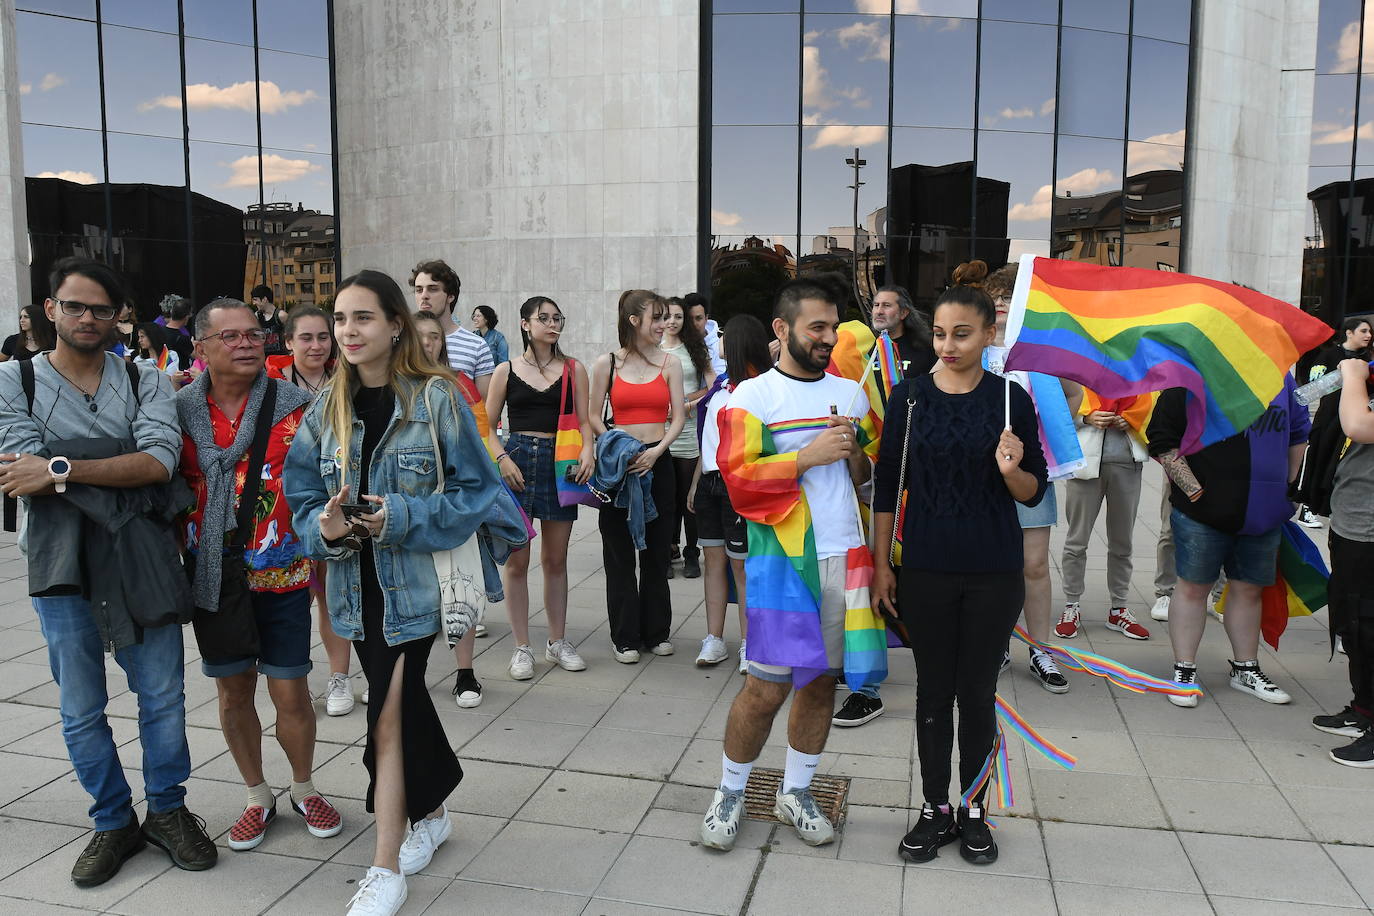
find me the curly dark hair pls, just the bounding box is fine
[667,296,710,381]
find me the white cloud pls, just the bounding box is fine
[139,80,318,115]
[808,124,887,151]
[1313,121,1374,146]
[1040,97,1056,116]
[19,83,30,95]
[36,169,97,184]
[1008,167,1117,221]
[836,20,889,62]
[999,106,1034,120]
[853,0,925,11]
[804,29,823,42]
[1335,8,1374,73]
[712,209,743,229]
[1127,130,1187,173]
[803,45,869,116]
[222,153,321,189]
[40,72,65,91]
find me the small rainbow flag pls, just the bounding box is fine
[1004,255,1332,455]
[155,346,173,372]
[1215,520,1329,650]
[825,320,888,458]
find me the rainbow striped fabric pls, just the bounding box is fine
[1079,388,1158,442]
[1004,256,1333,455]
[825,321,889,458]
[1215,520,1329,650]
[154,346,173,372]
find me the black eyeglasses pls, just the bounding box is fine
[197,328,269,346]
[54,298,119,321]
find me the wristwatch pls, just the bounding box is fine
[47,456,71,494]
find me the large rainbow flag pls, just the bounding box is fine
[1215,520,1329,650]
[1004,255,1332,455]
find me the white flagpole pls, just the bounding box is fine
[1005,375,1011,431]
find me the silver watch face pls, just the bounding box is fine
[50,458,71,476]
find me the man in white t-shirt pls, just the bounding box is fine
[700,276,869,852]
[410,258,495,398]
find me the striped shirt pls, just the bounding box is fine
[445,326,496,378]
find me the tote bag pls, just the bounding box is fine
[425,381,487,646]
[553,359,600,508]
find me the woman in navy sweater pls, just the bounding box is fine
[871,280,1047,868]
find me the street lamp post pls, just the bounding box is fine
[845,147,866,309]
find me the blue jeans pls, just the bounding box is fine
[33,594,191,830]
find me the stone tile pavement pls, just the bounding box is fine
[0,464,1371,913]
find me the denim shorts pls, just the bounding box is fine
[1016,480,1058,528]
[202,585,313,680]
[508,432,577,522]
[695,472,747,559]
[1170,508,1280,587]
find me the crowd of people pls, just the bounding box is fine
[0,255,1370,915]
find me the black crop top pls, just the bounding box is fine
[505,364,561,434]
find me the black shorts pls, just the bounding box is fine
[695,471,747,559]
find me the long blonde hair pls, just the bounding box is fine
[320,269,457,463]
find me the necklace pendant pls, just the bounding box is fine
[88,400,98,413]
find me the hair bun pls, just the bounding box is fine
[952,260,988,288]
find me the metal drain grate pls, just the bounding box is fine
[742,767,850,827]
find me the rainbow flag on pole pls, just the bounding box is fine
[1004,255,1332,454]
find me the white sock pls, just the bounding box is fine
[720,754,753,792]
[783,746,821,794]
[246,781,274,812]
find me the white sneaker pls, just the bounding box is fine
[1296,506,1323,529]
[613,646,641,664]
[1150,595,1170,621]
[509,645,535,680]
[324,672,355,717]
[738,640,748,675]
[699,785,745,851]
[1168,663,1200,708]
[696,635,729,666]
[397,808,452,875]
[1229,661,1291,704]
[650,641,674,656]
[361,685,369,705]
[773,786,834,846]
[474,623,488,637]
[546,639,587,672]
[346,866,407,916]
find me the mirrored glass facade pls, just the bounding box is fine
[15,1,336,315]
[707,1,1194,322]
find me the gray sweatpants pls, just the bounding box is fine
[1155,485,1176,598]
[1061,461,1144,606]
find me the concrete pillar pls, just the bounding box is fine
[0,0,28,322]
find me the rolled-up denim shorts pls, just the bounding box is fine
[508,432,577,522]
[1170,508,1279,587]
[201,586,312,680]
[1016,479,1058,528]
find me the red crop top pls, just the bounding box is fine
[610,365,670,425]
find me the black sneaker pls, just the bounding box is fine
[998,651,1011,676]
[1331,729,1374,768]
[897,803,959,863]
[142,805,217,872]
[957,802,998,865]
[684,555,702,579]
[71,811,145,887]
[1028,647,1069,694]
[1313,705,1371,738]
[832,692,884,727]
[453,668,483,708]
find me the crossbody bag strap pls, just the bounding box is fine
[602,352,617,427]
[558,358,575,417]
[230,380,277,551]
[890,381,918,569]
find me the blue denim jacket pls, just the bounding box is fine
[590,429,658,550]
[283,377,528,646]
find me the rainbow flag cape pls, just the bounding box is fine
[1004,255,1333,455]
[1215,520,1328,650]
[984,346,1085,480]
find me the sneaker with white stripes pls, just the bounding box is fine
[1229,660,1290,704]
[1054,602,1081,639]
[545,638,587,672]
[1168,662,1200,708]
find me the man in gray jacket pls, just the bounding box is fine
[0,257,216,888]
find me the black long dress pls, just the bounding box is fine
[351,385,462,823]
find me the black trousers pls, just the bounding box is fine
[899,567,1023,806]
[1328,531,1374,715]
[671,455,700,560]
[599,449,675,650]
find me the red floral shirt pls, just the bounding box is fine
[181,397,310,592]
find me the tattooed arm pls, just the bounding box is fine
[1156,449,1203,502]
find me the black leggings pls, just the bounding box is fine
[670,455,699,560]
[599,449,675,650]
[1329,531,1374,715]
[899,567,1023,806]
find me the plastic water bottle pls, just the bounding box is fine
[1294,361,1374,406]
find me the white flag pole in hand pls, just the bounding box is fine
[1004,375,1011,431]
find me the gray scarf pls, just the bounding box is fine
[176,370,310,611]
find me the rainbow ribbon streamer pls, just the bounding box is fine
[960,695,1078,820]
[1011,626,1204,698]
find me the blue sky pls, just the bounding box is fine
[16,1,333,213]
[711,4,1190,259]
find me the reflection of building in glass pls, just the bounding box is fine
[26,177,245,317]
[243,203,337,308]
[709,236,796,323]
[1304,178,1374,328]
[1051,170,1181,270]
[887,162,1010,311]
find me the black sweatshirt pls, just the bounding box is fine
[874,371,1047,574]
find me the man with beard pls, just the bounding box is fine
[700,276,870,852]
[0,257,217,886]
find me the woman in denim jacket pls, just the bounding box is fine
[283,269,520,916]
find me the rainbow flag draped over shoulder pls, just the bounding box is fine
[1004,255,1333,455]
[1216,520,1329,650]
[718,406,830,684]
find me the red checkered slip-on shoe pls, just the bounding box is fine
[292,794,343,839]
[228,803,276,851]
